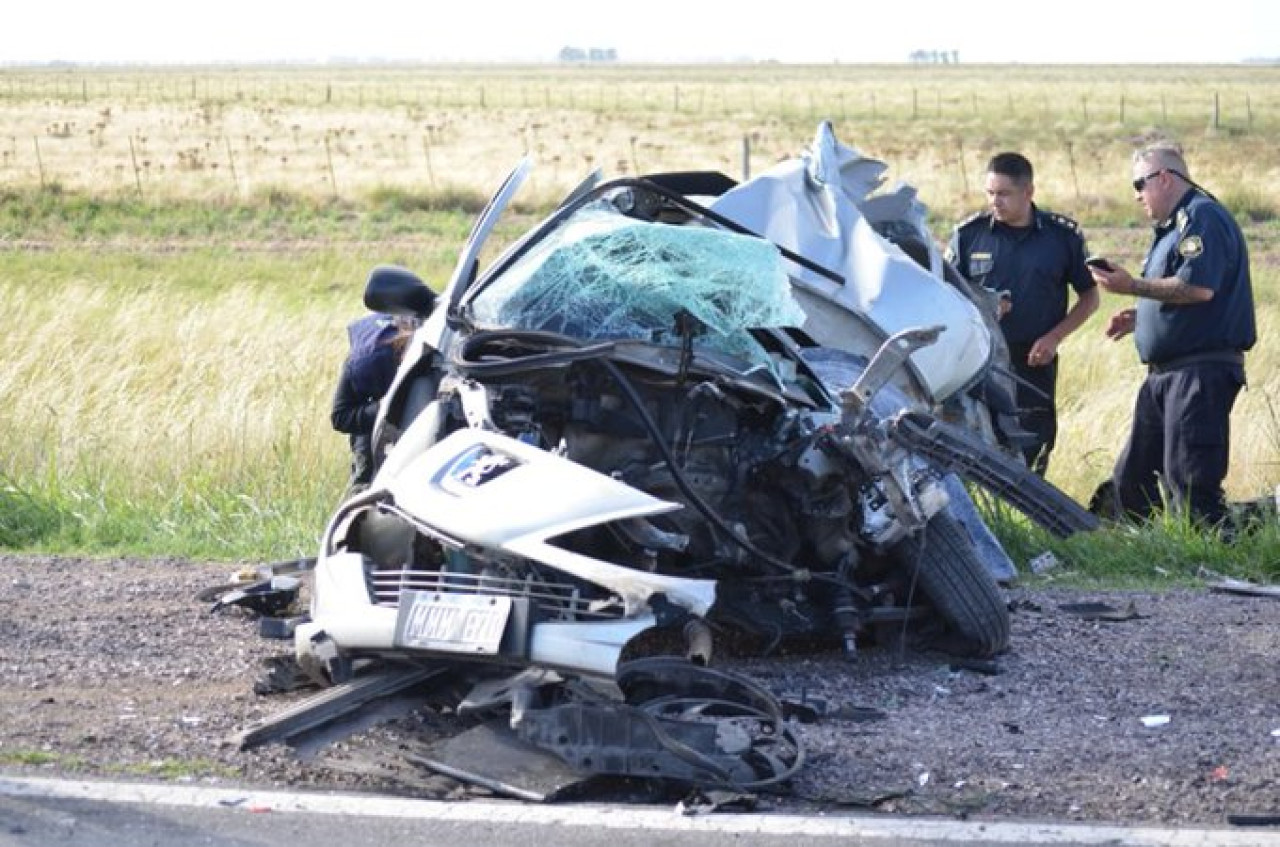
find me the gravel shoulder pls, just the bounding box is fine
[1,554,1277,826]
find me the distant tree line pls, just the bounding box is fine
[910,50,960,64]
[559,47,618,63]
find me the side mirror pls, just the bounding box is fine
[363,265,436,318]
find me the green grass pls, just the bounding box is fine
[2,193,1277,580]
[107,758,240,780]
[2,63,1279,584]
[0,750,237,780]
[0,187,485,243]
[0,750,76,767]
[978,496,1280,585]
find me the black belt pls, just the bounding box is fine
[1147,350,1244,374]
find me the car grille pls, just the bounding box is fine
[365,567,625,621]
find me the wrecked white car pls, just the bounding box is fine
[267,124,1096,793]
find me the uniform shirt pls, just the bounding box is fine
[331,314,400,437]
[1135,189,1257,364]
[946,206,1094,346]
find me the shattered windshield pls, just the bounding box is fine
[468,202,806,373]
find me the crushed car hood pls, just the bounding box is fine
[710,122,991,404]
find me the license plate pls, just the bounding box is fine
[394,591,512,654]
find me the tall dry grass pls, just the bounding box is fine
[3,64,1279,222]
[2,279,341,476]
[0,266,359,555]
[1,63,1277,562]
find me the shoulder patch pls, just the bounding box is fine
[956,210,990,230]
[1178,235,1204,259]
[1044,211,1082,235]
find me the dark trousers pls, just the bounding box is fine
[349,433,374,487]
[1006,343,1057,477]
[1111,361,1244,527]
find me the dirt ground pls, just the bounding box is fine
[1,554,1277,827]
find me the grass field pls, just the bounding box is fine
[1,63,1276,580]
[5,63,1280,220]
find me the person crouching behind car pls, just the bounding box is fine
[330,313,416,492]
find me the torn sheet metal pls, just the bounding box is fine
[410,720,586,802]
[234,664,447,751]
[1208,578,1280,599]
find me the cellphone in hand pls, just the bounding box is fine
[1085,256,1115,272]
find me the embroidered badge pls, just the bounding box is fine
[1178,235,1204,258]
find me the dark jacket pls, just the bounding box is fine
[331,314,402,484]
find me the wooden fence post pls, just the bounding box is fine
[422,135,435,189]
[1065,140,1080,201]
[224,136,238,197]
[127,136,143,198]
[33,137,46,189]
[324,135,338,199]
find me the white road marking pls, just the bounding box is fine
[2,774,1276,845]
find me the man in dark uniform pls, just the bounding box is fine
[947,152,1099,475]
[1090,141,1256,529]
[330,313,413,490]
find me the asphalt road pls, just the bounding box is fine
[2,776,1277,847]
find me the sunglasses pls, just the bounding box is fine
[1132,169,1170,192]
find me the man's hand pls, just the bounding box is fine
[1090,263,1136,296]
[996,290,1012,319]
[1027,334,1060,367]
[1105,308,1136,340]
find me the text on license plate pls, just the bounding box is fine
[395,591,512,654]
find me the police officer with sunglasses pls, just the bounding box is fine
[1089,141,1256,530]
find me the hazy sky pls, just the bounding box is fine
[5,0,1276,65]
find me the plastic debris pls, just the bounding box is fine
[1028,551,1059,575]
[209,575,301,617]
[1140,714,1171,728]
[1207,578,1280,600]
[1228,813,1280,827]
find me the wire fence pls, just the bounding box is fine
[2,65,1278,215]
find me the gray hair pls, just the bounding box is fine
[1133,141,1190,179]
